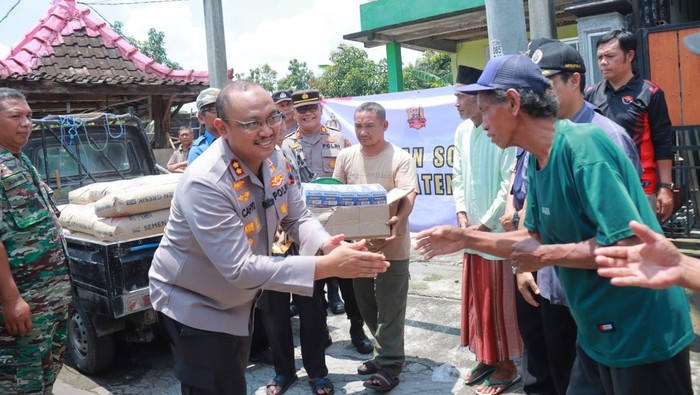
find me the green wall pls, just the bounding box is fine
[360,0,484,31]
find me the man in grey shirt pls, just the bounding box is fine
[149,80,389,395]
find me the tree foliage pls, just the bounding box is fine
[278,59,314,91]
[242,64,279,92]
[314,43,387,98]
[113,22,181,70]
[403,50,452,90]
[235,46,452,98]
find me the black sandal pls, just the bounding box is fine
[265,374,298,395]
[309,376,334,395]
[357,359,381,375]
[363,368,399,392]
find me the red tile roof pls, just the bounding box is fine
[0,0,208,85]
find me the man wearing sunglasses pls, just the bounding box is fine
[188,87,221,164]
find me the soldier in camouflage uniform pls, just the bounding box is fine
[0,88,71,394]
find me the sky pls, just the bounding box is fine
[0,0,423,78]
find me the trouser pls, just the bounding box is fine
[0,286,70,395]
[259,280,328,379]
[336,278,362,319]
[567,344,692,395]
[515,273,577,395]
[158,312,251,395]
[353,259,409,377]
[250,308,269,355]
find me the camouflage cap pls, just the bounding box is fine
[196,88,221,112]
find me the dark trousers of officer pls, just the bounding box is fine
[259,280,329,379]
[515,273,577,395]
[250,308,270,355]
[336,278,361,319]
[158,312,252,395]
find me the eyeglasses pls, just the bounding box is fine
[201,105,217,115]
[225,111,284,133]
[295,104,319,114]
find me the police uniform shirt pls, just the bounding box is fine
[149,137,330,336]
[282,126,351,179]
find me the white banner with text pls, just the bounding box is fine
[322,86,462,232]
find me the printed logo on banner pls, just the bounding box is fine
[406,105,427,130]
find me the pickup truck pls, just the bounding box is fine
[23,113,166,373]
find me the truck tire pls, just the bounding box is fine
[67,302,116,374]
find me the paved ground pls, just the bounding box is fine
[54,241,700,394]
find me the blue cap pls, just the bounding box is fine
[456,55,551,94]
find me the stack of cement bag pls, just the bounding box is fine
[59,174,181,242]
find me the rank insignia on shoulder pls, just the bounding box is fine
[230,159,246,176]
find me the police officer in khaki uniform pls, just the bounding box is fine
[282,90,351,180]
[0,88,72,394]
[280,90,373,355]
[149,80,389,395]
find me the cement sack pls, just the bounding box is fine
[59,203,98,234]
[92,209,170,242]
[94,182,177,218]
[69,181,128,205]
[68,173,182,205]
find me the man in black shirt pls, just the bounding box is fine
[585,29,674,222]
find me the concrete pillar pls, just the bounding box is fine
[484,0,528,57]
[528,0,557,40]
[203,0,228,89]
[386,42,404,92]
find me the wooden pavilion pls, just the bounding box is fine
[0,0,209,147]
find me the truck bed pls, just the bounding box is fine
[65,233,162,319]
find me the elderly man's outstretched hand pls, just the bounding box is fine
[316,238,389,280]
[413,225,467,260]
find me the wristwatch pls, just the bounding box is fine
[658,182,674,191]
[512,212,520,229]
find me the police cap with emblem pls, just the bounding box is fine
[291,89,321,108]
[272,90,292,104]
[528,39,586,77]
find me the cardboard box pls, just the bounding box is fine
[310,188,412,239]
[303,183,387,207]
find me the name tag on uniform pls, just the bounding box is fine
[1,173,28,191]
